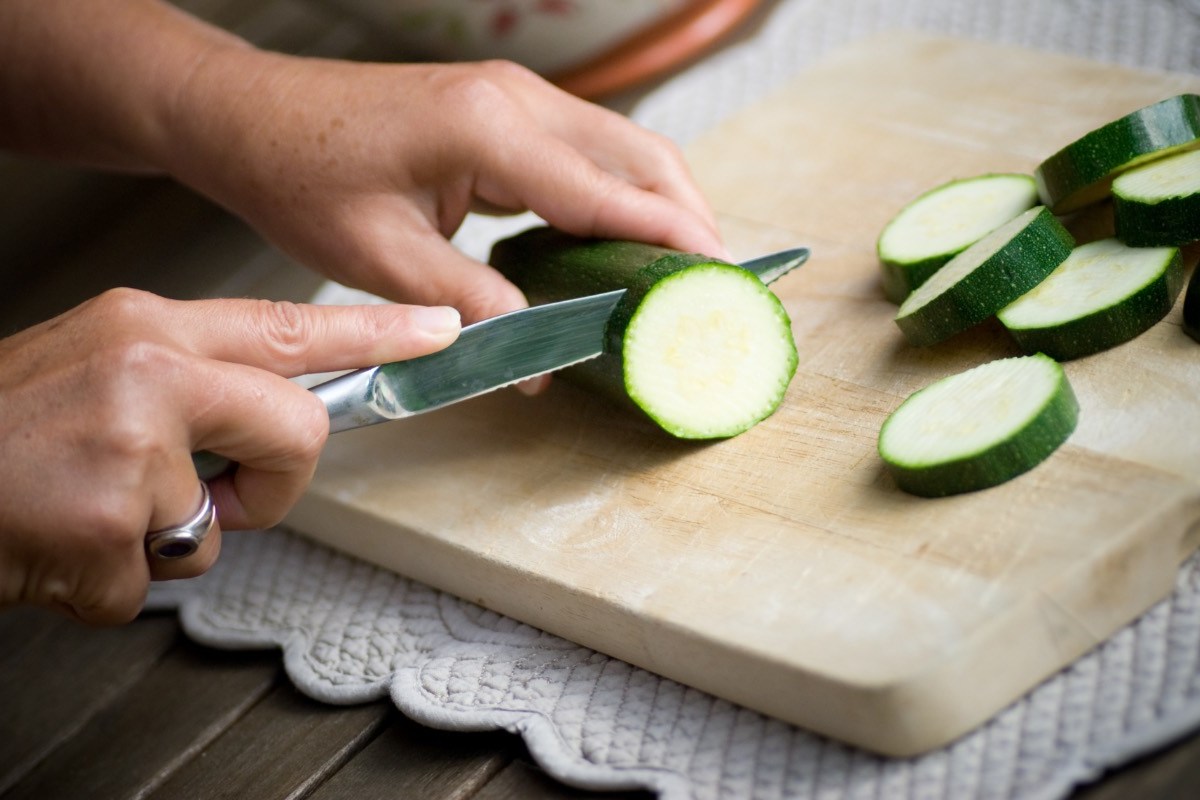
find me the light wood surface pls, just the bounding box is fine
[287,34,1200,756]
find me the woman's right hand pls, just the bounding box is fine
[0,288,460,625]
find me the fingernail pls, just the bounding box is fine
[412,306,461,336]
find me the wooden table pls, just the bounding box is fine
[2,1,1200,797]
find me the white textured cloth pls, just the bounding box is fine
[149,1,1200,797]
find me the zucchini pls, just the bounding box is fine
[1112,148,1200,246]
[997,238,1183,360]
[489,228,798,439]
[1183,262,1200,344]
[894,206,1074,346]
[876,173,1039,303]
[1034,94,1200,214]
[878,354,1079,497]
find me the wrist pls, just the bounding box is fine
[0,0,255,173]
[154,44,296,208]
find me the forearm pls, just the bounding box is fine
[0,0,251,172]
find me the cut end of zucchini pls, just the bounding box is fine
[879,354,1078,497]
[894,206,1074,346]
[623,264,798,439]
[877,174,1038,302]
[1112,148,1200,246]
[1034,94,1200,214]
[998,238,1183,360]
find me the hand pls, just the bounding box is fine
[0,289,460,624]
[2,1,726,324]
[163,55,728,324]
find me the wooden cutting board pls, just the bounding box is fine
[287,34,1200,756]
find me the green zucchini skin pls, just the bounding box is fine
[1114,192,1200,246]
[878,355,1079,497]
[489,227,724,352]
[1184,264,1200,344]
[879,253,946,305]
[1034,94,1200,214]
[876,173,1039,303]
[1111,150,1200,247]
[894,206,1075,347]
[1000,247,1183,360]
[489,227,797,438]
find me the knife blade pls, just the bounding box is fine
[191,246,808,480]
[315,246,810,433]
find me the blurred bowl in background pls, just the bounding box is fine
[313,0,763,98]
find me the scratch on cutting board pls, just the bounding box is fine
[518,485,637,551]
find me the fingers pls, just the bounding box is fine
[520,80,721,234]
[157,295,462,377]
[145,475,222,582]
[479,62,727,258]
[355,227,530,325]
[476,128,729,259]
[178,357,331,531]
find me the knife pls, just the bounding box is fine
[316,246,808,433]
[192,246,808,479]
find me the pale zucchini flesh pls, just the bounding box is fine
[623,264,798,439]
[1112,148,1200,246]
[997,238,1183,360]
[879,354,1079,497]
[894,206,1074,346]
[876,173,1039,303]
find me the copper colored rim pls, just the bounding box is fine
[549,0,763,100]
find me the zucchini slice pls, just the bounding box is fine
[876,173,1039,303]
[1112,148,1200,246]
[1034,94,1200,214]
[878,354,1079,497]
[894,206,1074,346]
[997,238,1183,360]
[489,228,798,439]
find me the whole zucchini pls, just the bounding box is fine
[489,227,798,439]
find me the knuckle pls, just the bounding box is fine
[441,68,514,120]
[100,336,181,380]
[87,287,162,325]
[251,300,316,367]
[89,492,148,550]
[87,342,182,462]
[479,58,537,82]
[643,131,689,173]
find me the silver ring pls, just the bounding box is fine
[145,482,216,560]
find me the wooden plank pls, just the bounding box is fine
[142,682,387,799]
[3,625,277,800]
[0,611,179,794]
[306,714,516,800]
